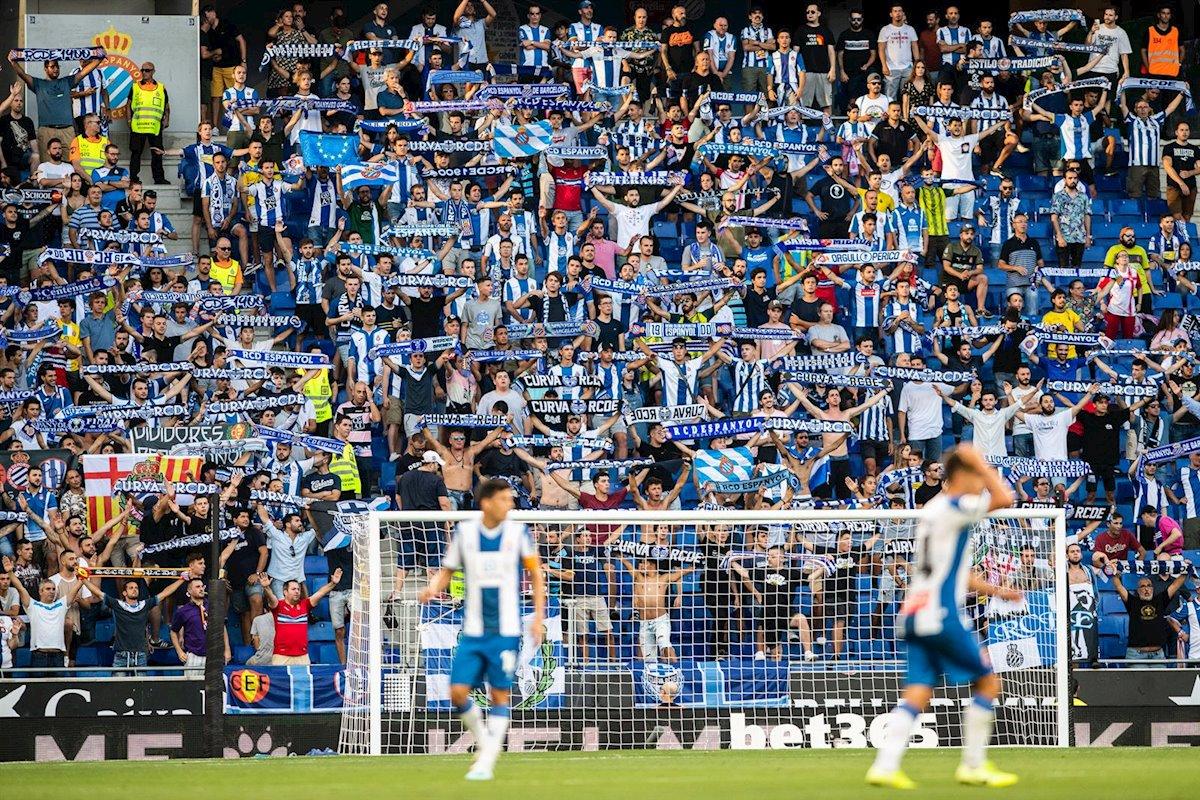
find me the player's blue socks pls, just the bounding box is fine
[871,701,919,773]
[962,695,996,769]
[455,699,485,746]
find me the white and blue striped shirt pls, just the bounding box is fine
[729,358,768,414]
[984,195,1023,245]
[704,30,737,73]
[518,24,551,68]
[308,177,339,228]
[70,67,105,118]
[1132,470,1169,519]
[442,519,534,637]
[202,173,238,227]
[594,361,626,402]
[294,258,324,305]
[1181,466,1200,519]
[1053,111,1095,162]
[768,49,804,99]
[850,274,886,329]
[503,275,538,322]
[893,203,927,251]
[1125,112,1166,167]
[545,230,577,274]
[248,179,298,228]
[936,25,970,66]
[858,391,893,441]
[977,37,1007,59]
[885,299,923,354]
[348,325,391,385]
[222,86,258,131]
[568,21,603,69]
[740,25,774,69]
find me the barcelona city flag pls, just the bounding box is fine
[81,453,203,533]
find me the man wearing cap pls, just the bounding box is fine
[393,449,453,592]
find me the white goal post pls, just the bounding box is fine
[341,508,1069,755]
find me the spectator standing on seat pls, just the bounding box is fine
[1078,6,1130,112]
[1120,88,1183,201]
[79,569,190,673]
[325,538,353,663]
[7,52,101,163]
[3,554,81,674]
[835,9,875,108]
[128,62,169,185]
[1114,568,1190,660]
[201,5,247,130]
[876,4,917,100]
[257,508,317,597]
[1049,170,1093,268]
[1162,122,1197,224]
[171,577,230,677]
[259,569,342,666]
[797,4,835,116]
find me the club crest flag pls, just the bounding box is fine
[492,121,555,159]
[694,447,754,487]
[420,596,565,709]
[340,161,399,190]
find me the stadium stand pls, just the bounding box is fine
[0,0,1198,680]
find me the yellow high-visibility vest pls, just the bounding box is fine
[329,441,361,494]
[71,135,108,175]
[130,82,165,135]
[302,368,333,423]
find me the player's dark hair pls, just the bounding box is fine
[942,448,975,482]
[476,478,512,504]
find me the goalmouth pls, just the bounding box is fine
[340,509,1069,755]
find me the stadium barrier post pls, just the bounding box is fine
[206,485,225,758]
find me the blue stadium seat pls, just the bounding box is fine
[310,621,335,642]
[94,618,115,644]
[305,555,329,577]
[1105,198,1140,217]
[316,644,341,664]
[1016,174,1051,193]
[1144,197,1170,218]
[232,645,255,664]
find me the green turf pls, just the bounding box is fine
[1,748,1189,799]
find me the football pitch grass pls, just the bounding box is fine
[3,748,1188,799]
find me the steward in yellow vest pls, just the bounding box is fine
[129,63,170,184]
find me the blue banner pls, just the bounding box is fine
[299,132,359,168]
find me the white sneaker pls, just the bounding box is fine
[804,651,818,662]
[753,650,766,661]
[465,765,493,781]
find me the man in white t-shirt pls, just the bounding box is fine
[590,183,683,254]
[876,5,919,99]
[4,554,82,674]
[915,115,1007,221]
[897,356,955,461]
[1020,388,1097,463]
[1079,7,1131,111]
[34,138,75,189]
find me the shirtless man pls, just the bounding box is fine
[617,552,696,663]
[630,467,690,511]
[423,422,508,510]
[511,444,583,510]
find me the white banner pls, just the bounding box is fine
[24,15,201,136]
[987,636,1043,673]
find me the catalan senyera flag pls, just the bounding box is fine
[158,455,204,483]
[82,453,203,533]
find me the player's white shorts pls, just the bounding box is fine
[639,613,672,661]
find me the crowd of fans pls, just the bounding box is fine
[0,1,1198,675]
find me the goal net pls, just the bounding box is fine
[339,509,1068,754]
